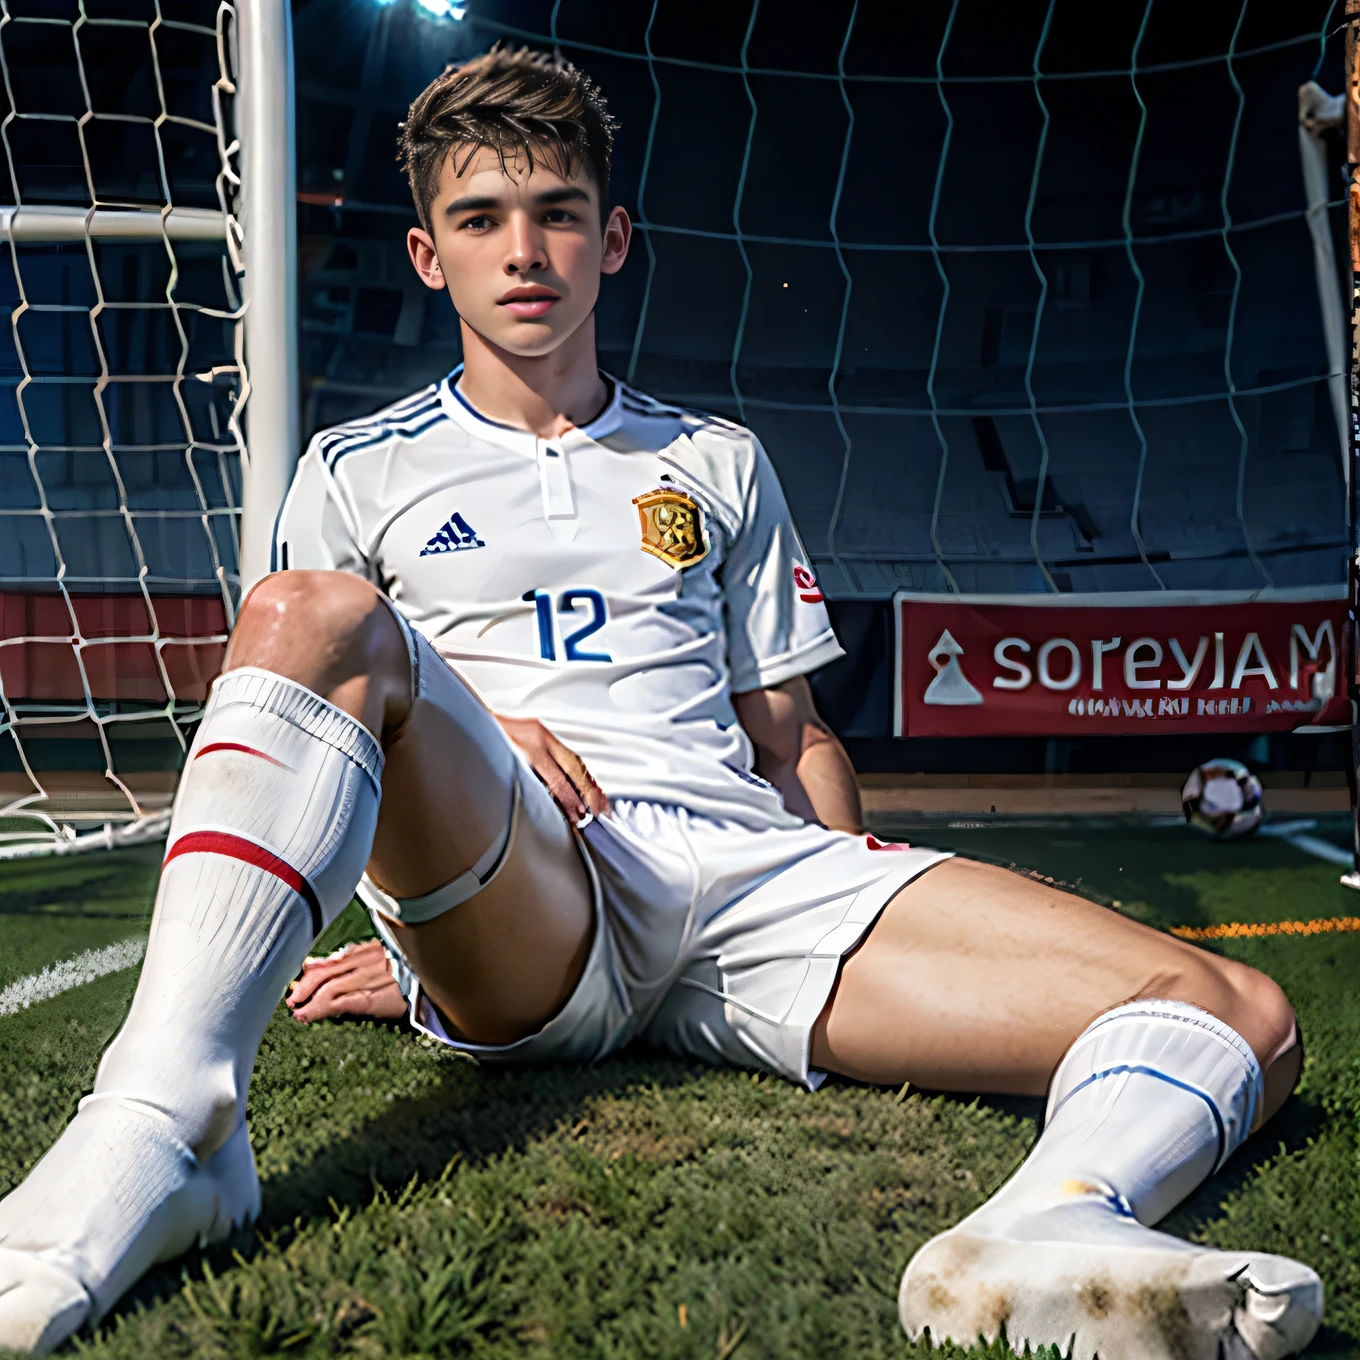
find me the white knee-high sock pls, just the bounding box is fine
[0,668,381,1342]
[978,999,1263,1231]
[95,667,383,1152]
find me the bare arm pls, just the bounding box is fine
[733,676,862,834]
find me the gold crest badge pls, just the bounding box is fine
[632,488,708,570]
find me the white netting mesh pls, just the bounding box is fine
[299,4,1345,605]
[0,0,246,855]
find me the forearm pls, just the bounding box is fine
[757,728,862,834]
[735,676,862,833]
[795,729,862,833]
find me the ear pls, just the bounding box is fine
[600,205,632,276]
[408,227,447,291]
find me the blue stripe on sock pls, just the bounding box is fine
[1049,1063,1227,1170]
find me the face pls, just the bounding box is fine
[407,143,631,357]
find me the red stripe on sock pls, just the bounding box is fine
[195,741,292,770]
[165,830,304,891]
[163,831,323,935]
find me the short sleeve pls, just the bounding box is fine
[722,438,844,693]
[270,439,369,578]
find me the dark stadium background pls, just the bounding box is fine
[295,0,1347,780]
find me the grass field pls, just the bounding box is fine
[2,817,1358,1359]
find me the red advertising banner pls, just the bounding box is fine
[893,589,1351,738]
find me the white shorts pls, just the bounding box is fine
[383,783,950,1090]
[363,609,952,1090]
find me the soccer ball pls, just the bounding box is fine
[1181,758,1263,838]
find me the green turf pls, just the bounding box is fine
[0,820,1356,1358]
[0,848,160,991]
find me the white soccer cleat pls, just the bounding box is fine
[0,1100,260,1355]
[899,1196,1322,1360]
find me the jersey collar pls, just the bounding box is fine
[439,364,623,456]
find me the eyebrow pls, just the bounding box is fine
[443,185,593,217]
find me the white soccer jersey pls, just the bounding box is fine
[272,371,843,828]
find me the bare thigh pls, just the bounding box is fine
[371,651,595,1048]
[810,857,1294,1096]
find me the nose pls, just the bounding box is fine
[504,211,546,275]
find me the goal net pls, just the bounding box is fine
[0,0,292,857]
[300,2,1345,604]
[1,0,1346,851]
[288,2,1347,747]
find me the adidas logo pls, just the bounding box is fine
[420,512,485,556]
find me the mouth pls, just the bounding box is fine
[497,286,560,319]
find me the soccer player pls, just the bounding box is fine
[0,47,1321,1360]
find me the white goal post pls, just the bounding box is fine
[236,0,299,594]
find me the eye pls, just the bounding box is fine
[460,215,494,232]
[543,208,576,224]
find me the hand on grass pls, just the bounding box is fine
[287,940,407,1023]
[495,715,610,821]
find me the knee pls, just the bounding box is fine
[1193,952,1298,1067]
[1227,962,1298,1067]
[240,569,380,639]
[229,571,406,693]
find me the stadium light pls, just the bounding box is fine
[414,0,467,17]
[375,0,466,15]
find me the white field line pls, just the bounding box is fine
[1283,833,1354,867]
[1257,821,1353,867]
[0,938,146,1017]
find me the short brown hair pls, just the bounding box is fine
[398,45,618,234]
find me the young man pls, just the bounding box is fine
[0,46,1321,1360]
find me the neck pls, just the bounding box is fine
[457,315,609,439]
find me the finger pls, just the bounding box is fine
[295,944,359,983]
[584,777,610,818]
[294,974,405,1023]
[547,740,609,817]
[533,757,586,819]
[292,972,384,1023]
[515,741,570,805]
[288,968,334,1007]
[288,942,386,1006]
[561,749,609,817]
[290,976,352,1022]
[547,769,587,819]
[354,960,401,994]
[319,959,397,995]
[289,956,356,1004]
[293,992,359,1023]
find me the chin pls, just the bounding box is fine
[482,317,584,359]
[510,330,566,355]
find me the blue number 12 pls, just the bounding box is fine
[529,588,611,662]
